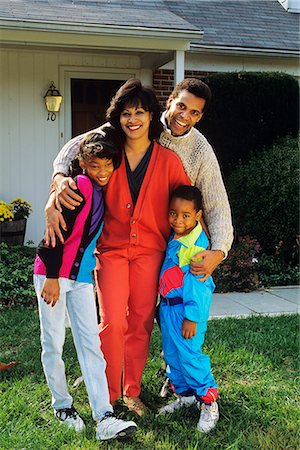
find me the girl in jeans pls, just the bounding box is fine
[33,131,137,441]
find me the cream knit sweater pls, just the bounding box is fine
[53,118,233,256]
[159,113,233,256]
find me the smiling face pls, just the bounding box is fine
[165,90,205,136]
[119,103,152,143]
[79,157,114,187]
[168,197,202,238]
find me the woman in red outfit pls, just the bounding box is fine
[95,79,190,414]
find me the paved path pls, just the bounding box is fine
[210,285,299,319]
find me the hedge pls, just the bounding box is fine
[199,72,299,175]
[226,135,299,263]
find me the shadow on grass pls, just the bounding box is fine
[0,308,298,449]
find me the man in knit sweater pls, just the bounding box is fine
[159,79,232,278]
[46,78,233,279]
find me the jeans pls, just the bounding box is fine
[34,274,113,420]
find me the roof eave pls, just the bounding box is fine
[0,17,203,41]
[191,43,300,58]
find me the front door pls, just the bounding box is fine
[71,79,124,137]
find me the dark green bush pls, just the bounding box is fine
[256,253,300,288]
[214,236,299,293]
[214,236,261,292]
[0,243,36,307]
[199,72,299,175]
[226,135,299,263]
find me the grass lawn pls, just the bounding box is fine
[0,308,299,450]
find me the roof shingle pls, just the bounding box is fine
[0,0,299,52]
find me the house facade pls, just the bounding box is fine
[0,0,299,244]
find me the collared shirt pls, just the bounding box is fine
[160,111,194,140]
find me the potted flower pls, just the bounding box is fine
[0,197,33,245]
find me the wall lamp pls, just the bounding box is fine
[44,82,63,121]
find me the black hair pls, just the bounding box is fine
[169,78,212,114]
[170,185,202,212]
[106,78,163,147]
[78,127,122,169]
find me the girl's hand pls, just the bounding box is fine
[41,279,60,307]
[182,319,197,339]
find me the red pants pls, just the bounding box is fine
[95,246,164,403]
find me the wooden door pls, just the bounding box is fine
[71,79,124,137]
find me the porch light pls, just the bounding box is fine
[44,82,63,121]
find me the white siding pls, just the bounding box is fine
[0,47,141,245]
[162,52,300,80]
[1,45,298,246]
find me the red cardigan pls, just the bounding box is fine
[97,142,190,253]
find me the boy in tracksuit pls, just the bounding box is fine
[158,185,219,433]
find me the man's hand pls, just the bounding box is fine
[44,192,66,247]
[190,249,224,281]
[53,174,82,211]
[41,278,60,307]
[182,319,197,339]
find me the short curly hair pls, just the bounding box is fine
[78,127,122,169]
[170,185,203,212]
[169,78,211,114]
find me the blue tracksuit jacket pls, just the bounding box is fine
[158,222,217,397]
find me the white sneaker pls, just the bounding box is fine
[55,406,85,432]
[197,402,219,433]
[159,377,173,398]
[96,412,137,441]
[158,395,196,414]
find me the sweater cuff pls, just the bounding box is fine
[52,165,69,180]
[210,246,228,259]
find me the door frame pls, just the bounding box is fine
[59,66,138,146]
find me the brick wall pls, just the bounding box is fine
[153,69,211,106]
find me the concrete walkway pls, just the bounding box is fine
[210,285,299,319]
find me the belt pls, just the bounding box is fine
[161,296,183,306]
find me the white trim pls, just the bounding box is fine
[1,28,193,52]
[59,66,137,144]
[277,0,300,13]
[0,18,203,40]
[191,44,300,58]
[174,50,185,84]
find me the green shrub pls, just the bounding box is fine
[0,243,36,307]
[256,253,300,287]
[226,135,299,263]
[214,236,262,292]
[199,72,299,175]
[214,236,299,293]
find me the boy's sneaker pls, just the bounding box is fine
[197,401,219,433]
[159,376,173,398]
[55,406,85,432]
[158,395,196,414]
[96,412,137,441]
